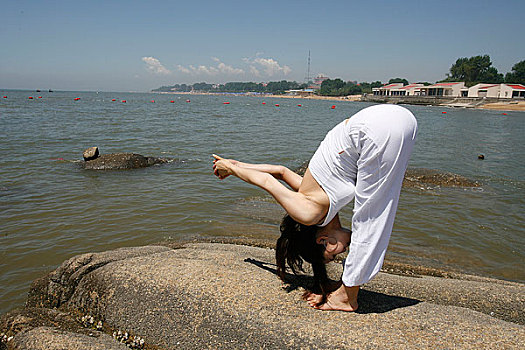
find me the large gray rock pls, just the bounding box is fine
[10,327,129,350]
[2,243,523,349]
[82,153,170,170]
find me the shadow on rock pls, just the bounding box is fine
[244,258,420,314]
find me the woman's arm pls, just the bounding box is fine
[220,158,303,191]
[213,155,324,225]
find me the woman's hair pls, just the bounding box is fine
[276,214,329,305]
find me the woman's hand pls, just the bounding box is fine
[212,154,235,179]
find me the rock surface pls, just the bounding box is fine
[82,147,100,161]
[1,243,523,349]
[82,153,170,170]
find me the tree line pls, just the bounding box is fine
[153,56,524,96]
[152,80,307,94]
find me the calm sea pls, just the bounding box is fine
[1,90,524,314]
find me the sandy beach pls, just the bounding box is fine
[478,100,525,111]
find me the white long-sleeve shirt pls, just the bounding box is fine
[309,104,417,286]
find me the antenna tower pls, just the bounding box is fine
[305,50,311,84]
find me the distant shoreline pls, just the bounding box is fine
[154,91,525,112]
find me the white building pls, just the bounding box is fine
[500,84,525,98]
[468,83,525,98]
[371,81,525,99]
[418,82,466,97]
[468,83,501,97]
[372,83,425,96]
[372,83,403,96]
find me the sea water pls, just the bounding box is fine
[0,90,523,314]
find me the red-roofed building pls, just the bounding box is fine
[372,83,425,96]
[468,83,501,97]
[372,83,403,96]
[500,84,525,98]
[419,82,466,97]
[469,83,525,98]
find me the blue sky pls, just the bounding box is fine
[1,0,524,92]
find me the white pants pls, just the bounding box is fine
[309,104,418,286]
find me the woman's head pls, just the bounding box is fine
[276,215,330,299]
[275,214,351,303]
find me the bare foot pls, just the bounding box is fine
[306,285,359,312]
[304,291,324,305]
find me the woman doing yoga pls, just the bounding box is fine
[213,104,417,311]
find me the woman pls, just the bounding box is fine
[213,104,417,311]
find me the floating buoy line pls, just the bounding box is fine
[1,95,345,110]
[11,96,509,116]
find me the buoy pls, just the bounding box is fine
[121,100,127,103]
[442,111,447,114]
[2,96,6,98]
[111,99,116,101]
[74,97,80,101]
[186,99,190,103]
[150,100,155,103]
[275,104,280,107]
[262,102,266,105]
[502,113,507,115]
[170,100,175,103]
[331,105,336,109]
[297,104,302,107]
[223,102,230,104]
[38,96,42,99]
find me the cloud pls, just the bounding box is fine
[175,55,291,79]
[141,57,172,75]
[249,65,261,77]
[253,58,291,76]
[176,65,191,74]
[177,58,244,76]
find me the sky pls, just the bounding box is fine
[1,0,524,92]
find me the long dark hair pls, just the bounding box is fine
[276,214,329,305]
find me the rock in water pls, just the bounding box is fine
[82,153,169,170]
[402,168,481,188]
[294,161,481,189]
[83,147,99,161]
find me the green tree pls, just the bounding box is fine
[193,82,214,91]
[357,81,382,94]
[319,79,345,95]
[319,79,366,96]
[442,55,503,86]
[388,78,409,85]
[505,60,525,84]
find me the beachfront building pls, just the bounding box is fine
[286,89,316,97]
[308,74,330,90]
[372,83,403,96]
[313,74,329,86]
[372,83,424,96]
[418,82,466,97]
[468,83,501,98]
[499,84,525,98]
[468,83,525,98]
